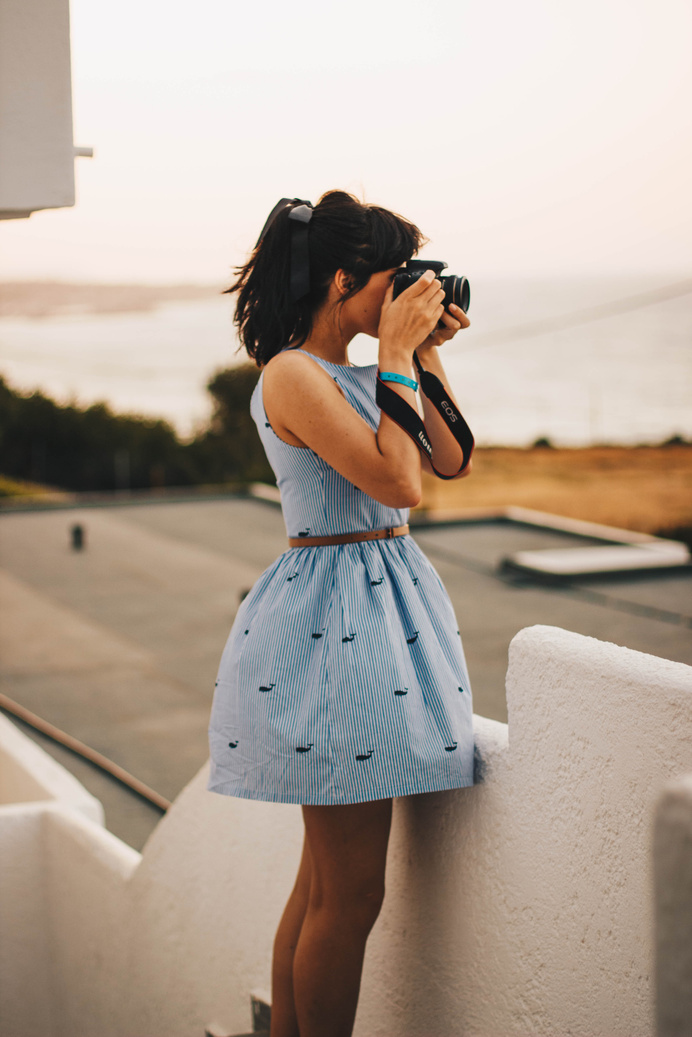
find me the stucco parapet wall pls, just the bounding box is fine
[654,772,692,1037]
[1,626,691,1037]
[356,626,692,1037]
[0,711,104,825]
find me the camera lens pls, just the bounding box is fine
[443,275,470,314]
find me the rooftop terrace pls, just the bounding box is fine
[1,491,690,850]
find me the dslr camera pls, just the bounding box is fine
[392,260,470,314]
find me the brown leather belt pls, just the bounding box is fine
[288,524,410,548]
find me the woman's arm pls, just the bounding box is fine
[263,272,445,509]
[263,352,421,508]
[416,304,473,479]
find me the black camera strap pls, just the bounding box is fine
[375,351,474,479]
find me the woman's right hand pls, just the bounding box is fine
[377,269,446,359]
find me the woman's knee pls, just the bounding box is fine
[351,879,386,932]
[311,873,386,934]
[301,799,392,933]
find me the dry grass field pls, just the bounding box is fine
[3,447,690,543]
[418,445,692,540]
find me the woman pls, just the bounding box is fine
[207,190,474,1037]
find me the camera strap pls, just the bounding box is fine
[375,351,474,479]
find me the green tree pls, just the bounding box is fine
[0,365,276,492]
[188,364,274,484]
[0,376,199,491]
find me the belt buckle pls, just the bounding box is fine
[384,527,394,539]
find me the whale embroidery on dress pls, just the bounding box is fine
[406,632,419,644]
[370,577,383,586]
[394,688,408,696]
[311,632,323,639]
[228,740,239,748]
[342,634,355,643]
[445,742,458,752]
[298,529,310,537]
[296,743,314,754]
[259,683,275,692]
[356,750,374,761]
[287,572,300,581]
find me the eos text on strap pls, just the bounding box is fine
[376,352,474,479]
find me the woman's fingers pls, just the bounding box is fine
[402,273,470,327]
[404,269,436,296]
[401,270,443,308]
[449,303,471,329]
[438,310,462,332]
[420,303,471,348]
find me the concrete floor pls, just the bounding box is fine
[1,495,690,850]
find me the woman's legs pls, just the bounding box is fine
[293,798,393,1037]
[271,835,313,1037]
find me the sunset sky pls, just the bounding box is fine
[2,0,690,285]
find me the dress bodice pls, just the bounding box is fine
[250,349,409,539]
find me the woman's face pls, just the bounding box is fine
[341,267,399,339]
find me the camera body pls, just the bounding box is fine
[392,260,470,314]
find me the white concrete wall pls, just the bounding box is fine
[0,0,75,218]
[654,773,692,1037]
[0,806,57,1037]
[1,625,691,1037]
[357,625,692,1036]
[0,802,140,1037]
[0,712,103,824]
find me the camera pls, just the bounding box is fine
[392,260,470,314]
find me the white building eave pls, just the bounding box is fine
[0,0,89,220]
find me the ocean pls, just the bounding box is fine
[1,276,690,447]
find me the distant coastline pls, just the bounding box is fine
[0,281,221,319]
[2,277,690,447]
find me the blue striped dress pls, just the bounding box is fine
[207,350,475,804]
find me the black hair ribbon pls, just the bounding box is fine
[255,197,313,302]
[375,351,474,478]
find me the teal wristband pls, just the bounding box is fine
[378,370,418,392]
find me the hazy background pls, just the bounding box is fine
[3,0,691,283]
[1,0,690,445]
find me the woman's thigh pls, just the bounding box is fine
[301,799,393,915]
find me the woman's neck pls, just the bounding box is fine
[298,306,354,366]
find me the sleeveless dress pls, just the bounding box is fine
[206,351,475,805]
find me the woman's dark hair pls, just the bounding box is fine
[224,190,426,366]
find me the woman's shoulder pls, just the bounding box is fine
[263,349,336,389]
[264,347,306,370]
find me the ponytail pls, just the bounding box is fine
[224,190,425,366]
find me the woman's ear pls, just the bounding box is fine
[334,269,354,297]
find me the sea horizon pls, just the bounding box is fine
[1,274,690,448]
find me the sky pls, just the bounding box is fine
[1,0,691,285]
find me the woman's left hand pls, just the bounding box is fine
[417,302,470,351]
